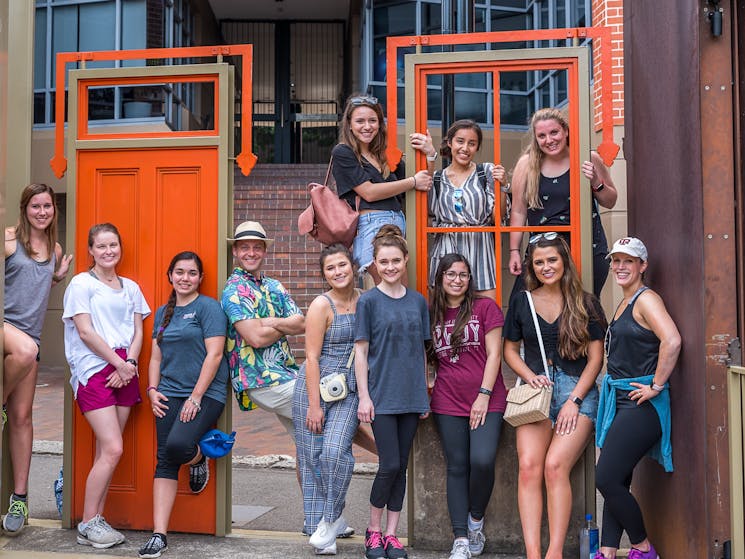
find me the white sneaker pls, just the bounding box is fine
[309,516,350,550]
[467,527,485,556]
[314,541,337,555]
[449,539,472,559]
[77,515,125,549]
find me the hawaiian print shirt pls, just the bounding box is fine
[221,267,301,410]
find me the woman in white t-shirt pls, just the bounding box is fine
[63,223,150,550]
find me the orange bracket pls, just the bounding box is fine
[385,27,620,169]
[50,45,256,178]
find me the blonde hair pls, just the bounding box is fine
[522,108,570,210]
[372,224,407,258]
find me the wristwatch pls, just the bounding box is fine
[426,151,438,162]
[570,396,583,407]
[591,182,605,192]
[650,382,665,392]
[478,387,492,396]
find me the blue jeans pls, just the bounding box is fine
[549,368,599,424]
[353,210,406,274]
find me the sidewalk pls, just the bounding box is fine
[12,368,530,558]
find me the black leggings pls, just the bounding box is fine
[595,403,662,547]
[369,413,420,512]
[155,395,225,479]
[434,412,504,538]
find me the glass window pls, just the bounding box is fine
[122,0,147,67]
[52,6,77,86]
[34,8,47,90]
[454,91,487,122]
[490,10,529,49]
[79,2,116,70]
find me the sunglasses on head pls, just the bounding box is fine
[529,232,559,244]
[349,95,379,107]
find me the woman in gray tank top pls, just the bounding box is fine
[2,183,72,534]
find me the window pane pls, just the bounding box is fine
[421,3,441,35]
[454,67,486,90]
[79,2,116,70]
[122,0,147,67]
[490,10,529,49]
[34,92,46,124]
[34,8,47,90]
[427,87,442,122]
[495,0,528,8]
[121,85,166,118]
[501,71,528,92]
[573,0,588,27]
[88,87,115,120]
[500,93,529,126]
[52,5,77,86]
[374,4,416,36]
[454,91,487,123]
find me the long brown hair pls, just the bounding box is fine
[439,119,483,158]
[156,251,204,344]
[339,94,390,178]
[429,254,476,361]
[524,235,606,360]
[522,108,569,210]
[16,183,58,258]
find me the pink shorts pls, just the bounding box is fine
[76,349,142,413]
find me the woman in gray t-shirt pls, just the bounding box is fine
[354,225,430,559]
[138,251,228,559]
[2,183,72,534]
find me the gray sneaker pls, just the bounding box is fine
[2,494,28,535]
[77,514,125,549]
[449,539,472,559]
[467,527,485,556]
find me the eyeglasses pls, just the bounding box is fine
[349,95,379,106]
[443,271,471,281]
[529,232,559,244]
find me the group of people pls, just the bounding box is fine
[1,95,680,559]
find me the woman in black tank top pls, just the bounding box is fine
[507,107,618,298]
[594,237,681,559]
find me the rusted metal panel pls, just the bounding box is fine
[624,1,739,557]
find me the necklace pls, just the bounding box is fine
[335,289,358,312]
[89,268,123,288]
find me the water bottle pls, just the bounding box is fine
[579,513,599,559]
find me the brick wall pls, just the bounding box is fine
[592,0,624,129]
[233,163,330,359]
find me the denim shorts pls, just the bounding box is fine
[548,368,599,424]
[353,210,406,273]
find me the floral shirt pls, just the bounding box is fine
[221,267,301,410]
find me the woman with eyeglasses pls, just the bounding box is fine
[429,120,508,299]
[429,254,506,559]
[593,238,680,559]
[332,94,434,284]
[508,108,617,298]
[503,233,606,559]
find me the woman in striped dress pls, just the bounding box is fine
[429,120,507,299]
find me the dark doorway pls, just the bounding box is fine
[223,20,344,163]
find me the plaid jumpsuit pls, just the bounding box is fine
[293,295,359,533]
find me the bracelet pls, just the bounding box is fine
[412,175,417,188]
[146,386,157,393]
[426,151,438,162]
[509,248,521,252]
[126,358,137,367]
[500,183,511,193]
[187,396,202,411]
[592,182,605,192]
[478,387,492,396]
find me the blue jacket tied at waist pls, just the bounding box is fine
[596,373,673,472]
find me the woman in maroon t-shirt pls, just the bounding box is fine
[429,253,506,559]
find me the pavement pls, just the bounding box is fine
[5,366,525,558]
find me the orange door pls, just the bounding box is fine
[72,147,220,533]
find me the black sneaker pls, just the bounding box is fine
[384,534,408,559]
[189,456,209,494]
[364,529,386,559]
[139,532,167,558]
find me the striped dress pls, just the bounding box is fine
[429,162,496,290]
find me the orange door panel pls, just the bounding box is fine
[73,147,220,533]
